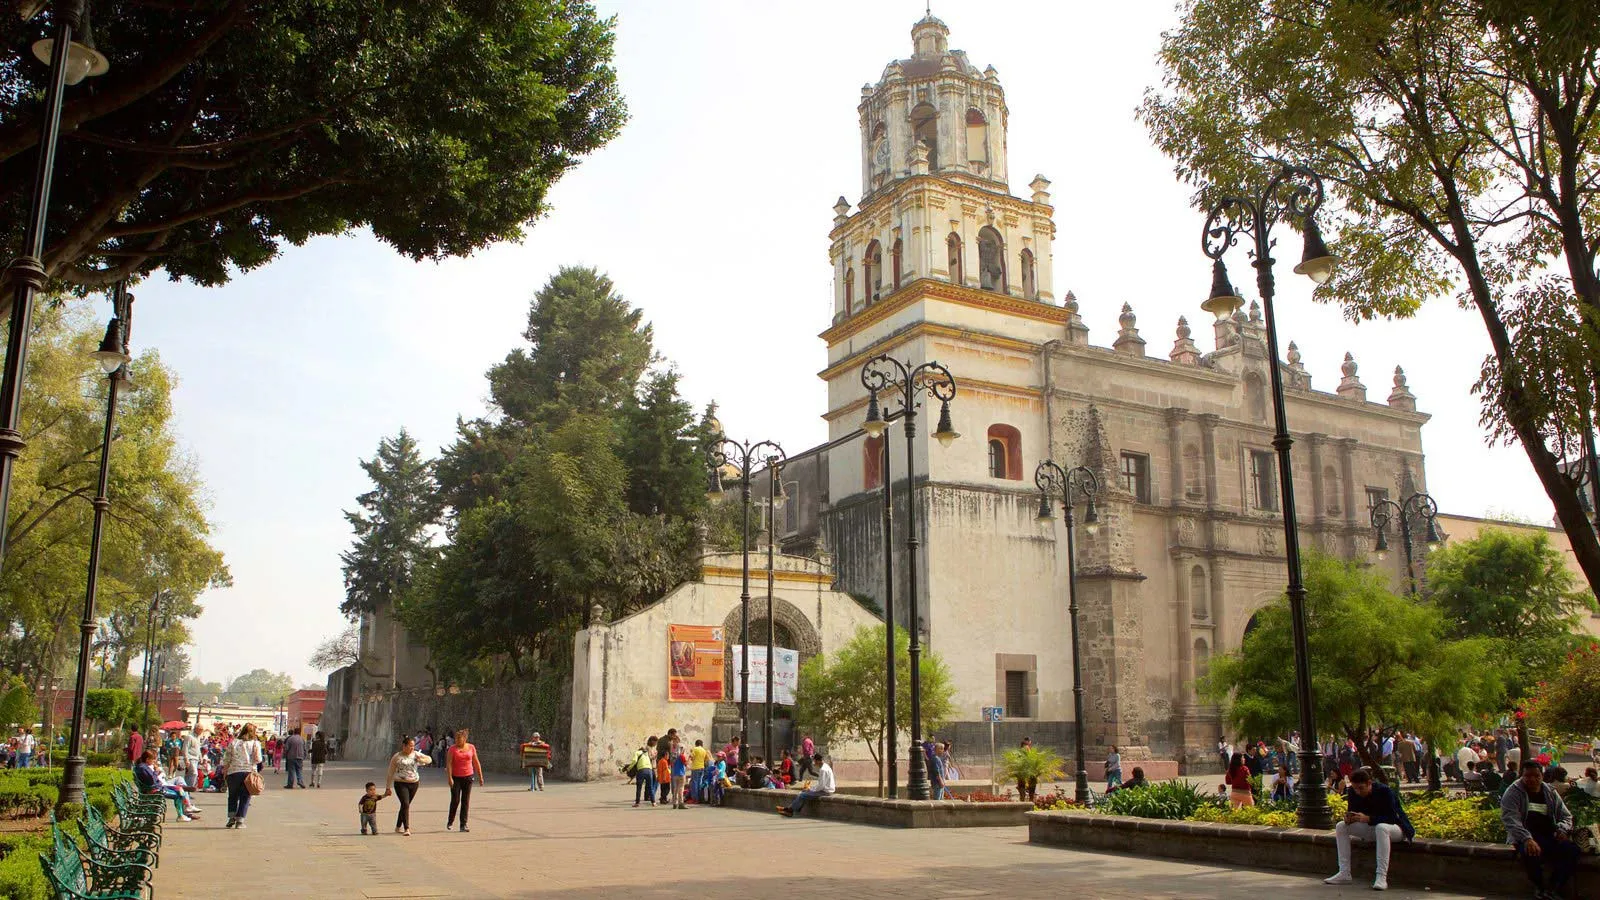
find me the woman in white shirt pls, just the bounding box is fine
[385,736,432,835]
[223,723,264,829]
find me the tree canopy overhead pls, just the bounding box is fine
[1142,0,1600,595]
[0,0,626,298]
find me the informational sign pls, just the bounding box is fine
[982,706,1004,722]
[731,645,800,706]
[667,624,725,701]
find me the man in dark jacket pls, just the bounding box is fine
[1324,768,1414,891]
[1501,759,1579,900]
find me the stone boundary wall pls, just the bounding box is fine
[1028,810,1600,896]
[722,786,1032,827]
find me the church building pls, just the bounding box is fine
[775,14,1433,771]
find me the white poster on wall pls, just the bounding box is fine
[731,645,799,706]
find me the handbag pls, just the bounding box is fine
[243,771,264,795]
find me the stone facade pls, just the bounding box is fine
[780,15,1434,772]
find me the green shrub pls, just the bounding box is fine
[1097,779,1222,820]
[1191,804,1300,827]
[0,834,51,900]
[1566,789,1599,828]
[1403,795,1505,843]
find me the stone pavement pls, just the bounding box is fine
[153,763,1517,899]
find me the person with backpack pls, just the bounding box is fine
[630,739,656,807]
[1324,768,1414,891]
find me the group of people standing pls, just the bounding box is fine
[624,731,824,809]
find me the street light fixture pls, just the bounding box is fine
[62,283,132,808]
[707,433,785,761]
[1200,164,1338,830]
[0,0,111,572]
[860,354,958,801]
[1369,490,1445,790]
[1033,460,1098,804]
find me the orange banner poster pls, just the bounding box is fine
[668,624,725,702]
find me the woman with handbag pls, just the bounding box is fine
[224,723,264,829]
[384,735,432,836]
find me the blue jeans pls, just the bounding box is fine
[788,789,825,815]
[284,757,303,787]
[17,752,30,769]
[226,771,252,819]
[529,766,545,790]
[634,770,655,804]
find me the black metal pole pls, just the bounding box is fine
[902,396,929,800]
[1064,476,1090,804]
[1252,239,1333,830]
[63,294,128,807]
[738,458,751,759]
[1373,493,1442,789]
[0,1,86,570]
[881,433,897,798]
[764,463,776,763]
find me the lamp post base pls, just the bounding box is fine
[1293,755,1335,830]
[906,749,931,800]
[59,754,86,809]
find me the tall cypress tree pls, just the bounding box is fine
[340,430,439,619]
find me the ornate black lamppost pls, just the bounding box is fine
[62,283,132,807]
[1033,461,1099,804]
[861,354,959,801]
[707,434,785,760]
[1370,490,1444,789]
[1200,164,1338,829]
[0,0,110,569]
[868,421,899,797]
[762,461,782,762]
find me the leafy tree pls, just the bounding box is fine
[308,623,361,672]
[1142,0,1600,595]
[795,624,956,797]
[1426,529,1597,702]
[1526,641,1600,740]
[224,669,293,707]
[0,674,38,730]
[179,676,224,701]
[341,430,439,620]
[83,688,133,732]
[0,302,227,694]
[413,268,710,678]
[0,0,625,292]
[1201,553,1503,778]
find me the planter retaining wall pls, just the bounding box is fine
[1028,811,1599,896]
[722,786,1032,828]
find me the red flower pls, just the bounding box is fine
[1515,710,1527,720]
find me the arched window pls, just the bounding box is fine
[965,108,989,169]
[864,435,883,490]
[844,268,855,312]
[1183,444,1204,500]
[1019,248,1036,299]
[947,233,963,285]
[864,240,883,303]
[891,239,903,291]
[985,424,1022,480]
[1193,637,1211,682]
[1244,372,1267,423]
[977,226,1005,292]
[1190,565,1209,619]
[1324,465,1342,516]
[911,102,939,171]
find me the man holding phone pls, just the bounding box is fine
[1324,768,1414,891]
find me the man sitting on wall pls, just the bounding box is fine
[778,754,834,818]
[1502,759,1580,900]
[1324,768,1413,892]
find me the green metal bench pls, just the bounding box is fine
[110,784,164,826]
[39,823,152,900]
[108,793,163,843]
[77,807,158,869]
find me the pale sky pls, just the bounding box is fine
[121,0,1556,688]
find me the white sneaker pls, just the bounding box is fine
[1324,873,1353,885]
[178,815,194,822]
[1371,876,1387,891]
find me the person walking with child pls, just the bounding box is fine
[384,735,432,836]
[359,782,387,834]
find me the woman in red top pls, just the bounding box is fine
[1224,751,1255,808]
[445,728,485,832]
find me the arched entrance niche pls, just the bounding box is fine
[720,595,822,703]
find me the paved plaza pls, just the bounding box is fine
[153,763,1515,899]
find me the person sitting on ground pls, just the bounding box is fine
[746,755,771,790]
[1464,760,1484,790]
[1270,762,1295,802]
[1122,766,1150,791]
[779,754,834,818]
[778,748,795,786]
[1324,768,1413,892]
[1502,759,1580,900]
[1577,767,1600,799]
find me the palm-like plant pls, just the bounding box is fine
[998,745,1066,786]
